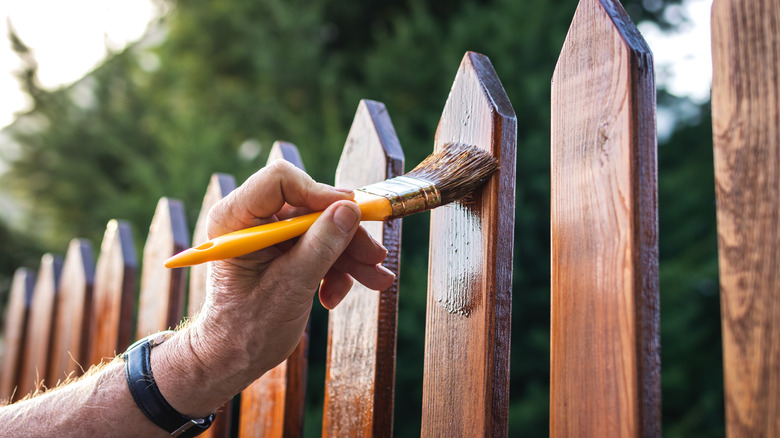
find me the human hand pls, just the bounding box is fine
[189,160,395,386]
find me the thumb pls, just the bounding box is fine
[272,200,361,290]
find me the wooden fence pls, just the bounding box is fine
[1,0,779,436]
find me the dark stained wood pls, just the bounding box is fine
[18,254,63,397]
[422,52,516,436]
[135,198,189,338]
[48,239,95,384]
[239,141,311,438]
[550,1,659,436]
[712,0,780,435]
[88,220,138,365]
[0,268,35,402]
[188,174,236,318]
[189,174,236,438]
[321,100,404,438]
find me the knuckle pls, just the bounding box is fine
[308,232,342,264]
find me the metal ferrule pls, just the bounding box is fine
[357,176,442,218]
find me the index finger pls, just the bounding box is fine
[208,160,354,238]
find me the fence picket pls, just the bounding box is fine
[189,174,237,438]
[239,141,310,438]
[712,0,780,435]
[189,174,237,318]
[88,220,138,365]
[322,100,404,437]
[0,268,35,402]
[18,254,62,397]
[48,239,95,384]
[421,52,516,436]
[135,198,189,338]
[550,1,659,436]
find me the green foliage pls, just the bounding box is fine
[0,0,721,436]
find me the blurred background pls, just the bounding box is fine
[0,0,720,436]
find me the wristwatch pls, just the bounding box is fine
[122,331,216,437]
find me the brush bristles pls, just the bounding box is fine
[405,143,498,205]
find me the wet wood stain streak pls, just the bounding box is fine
[238,141,309,438]
[19,254,62,397]
[87,220,137,366]
[422,52,516,436]
[550,0,659,436]
[135,197,189,338]
[712,0,780,435]
[322,99,404,437]
[0,268,35,402]
[48,239,95,384]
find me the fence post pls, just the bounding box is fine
[188,173,236,319]
[87,220,138,365]
[190,173,236,438]
[48,239,95,384]
[550,0,659,436]
[18,254,62,397]
[712,0,780,436]
[239,141,311,438]
[422,52,516,436]
[135,198,189,338]
[322,100,404,437]
[0,268,35,402]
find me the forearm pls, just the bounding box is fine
[0,360,159,437]
[0,325,249,437]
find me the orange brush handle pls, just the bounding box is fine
[164,195,391,268]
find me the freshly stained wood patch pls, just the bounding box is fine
[422,51,516,436]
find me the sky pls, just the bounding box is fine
[0,0,713,131]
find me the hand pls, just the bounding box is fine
[189,160,395,389]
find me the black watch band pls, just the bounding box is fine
[122,331,215,437]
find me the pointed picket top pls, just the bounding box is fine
[0,268,35,402]
[423,52,516,437]
[188,174,237,318]
[322,99,404,437]
[268,140,306,167]
[136,197,189,338]
[238,141,309,438]
[19,254,63,397]
[88,220,138,365]
[49,239,95,384]
[550,0,659,437]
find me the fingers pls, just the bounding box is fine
[208,160,354,238]
[268,200,361,292]
[319,270,354,309]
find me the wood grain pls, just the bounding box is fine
[48,239,95,384]
[322,100,404,437]
[711,0,780,435]
[422,52,516,437]
[0,268,35,402]
[550,1,659,436]
[18,254,62,397]
[239,141,310,438]
[88,220,138,365]
[189,174,236,438]
[135,197,189,338]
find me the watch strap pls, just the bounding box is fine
[123,332,215,437]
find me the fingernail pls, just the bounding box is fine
[334,204,359,233]
[334,187,354,195]
[369,233,388,255]
[376,264,396,278]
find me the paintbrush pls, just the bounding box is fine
[164,143,497,268]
